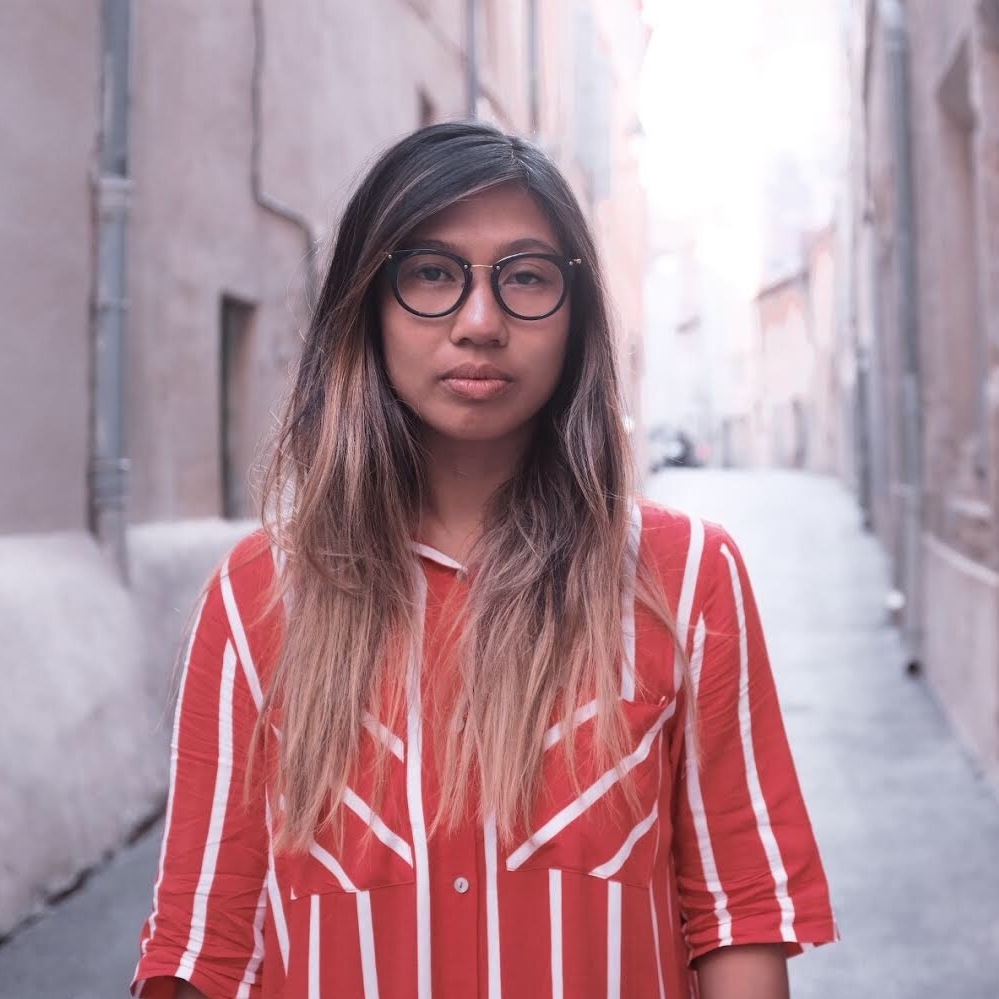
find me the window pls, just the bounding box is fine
[219,296,256,519]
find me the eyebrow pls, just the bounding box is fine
[406,236,563,256]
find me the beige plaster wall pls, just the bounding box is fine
[0,0,100,533]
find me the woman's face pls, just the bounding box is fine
[379,183,572,448]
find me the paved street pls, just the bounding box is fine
[1,469,998,997]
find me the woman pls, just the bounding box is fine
[132,122,836,999]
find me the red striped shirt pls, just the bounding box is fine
[132,502,837,998]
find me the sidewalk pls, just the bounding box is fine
[652,469,999,999]
[1,468,997,997]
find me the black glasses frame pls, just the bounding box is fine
[384,248,582,321]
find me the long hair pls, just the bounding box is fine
[259,121,681,849]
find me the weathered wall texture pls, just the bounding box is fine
[0,0,100,534]
[850,0,999,786]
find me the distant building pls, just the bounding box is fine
[844,0,999,787]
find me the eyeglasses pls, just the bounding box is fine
[384,248,582,321]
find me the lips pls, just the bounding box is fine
[440,362,514,401]
[440,362,513,382]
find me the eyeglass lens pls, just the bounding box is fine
[394,252,566,318]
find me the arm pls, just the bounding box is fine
[696,943,789,999]
[131,545,275,998]
[174,985,209,999]
[670,525,837,966]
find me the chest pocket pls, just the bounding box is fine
[283,721,417,899]
[504,695,676,889]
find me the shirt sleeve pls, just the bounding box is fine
[131,562,270,999]
[670,524,838,963]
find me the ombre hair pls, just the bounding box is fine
[259,121,683,849]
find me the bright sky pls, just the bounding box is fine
[639,0,845,288]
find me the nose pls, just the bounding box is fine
[449,269,507,347]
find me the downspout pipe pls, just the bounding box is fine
[527,0,540,136]
[90,0,132,579]
[882,0,925,669]
[466,0,479,119]
[251,0,319,307]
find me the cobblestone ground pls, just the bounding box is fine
[1,468,997,997]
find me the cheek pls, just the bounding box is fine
[379,309,422,399]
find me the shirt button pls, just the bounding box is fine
[453,876,470,894]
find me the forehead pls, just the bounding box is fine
[410,183,562,255]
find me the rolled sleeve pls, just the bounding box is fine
[671,525,838,962]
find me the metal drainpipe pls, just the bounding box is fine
[466,0,479,119]
[90,0,132,580]
[527,0,540,136]
[251,0,319,307]
[882,0,924,670]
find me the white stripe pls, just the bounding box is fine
[265,795,290,970]
[507,701,675,871]
[542,699,598,751]
[175,640,238,978]
[649,883,666,999]
[549,871,563,999]
[675,516,706,688]
[343,786,414,866]
[141,591,207,963]
[406,569,432,999]
[684,616,733,945]
[235,881,268,998]
[620,502,642,699]
[309,841,358,892]
[220,557,264,711]
[589,801,659,879]
[309,894,321,999]
[357,891,380,998]
[363,712,405,760]
[607,881,622,999]
[485,814,503,998]
[720,543,797,940]
[648,751,667,999]
[412,541,466,571]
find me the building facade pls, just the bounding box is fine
[845,0,999,785]
[0,0,649,936]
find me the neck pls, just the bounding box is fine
[419,426,532,564]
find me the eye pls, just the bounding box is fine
[413,265,456,283]
[502,267,549,287]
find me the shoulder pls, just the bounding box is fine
[203,528,284,685]
[636,499,734,571]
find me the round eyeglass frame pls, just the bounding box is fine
[384,248,582,321]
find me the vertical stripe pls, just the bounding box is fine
[684,616,733,946]
[675,516,706,689]
[308,894,321,999]
[606,881,622,999]
[549,870,563,999]
[264,795,290,971]
[175,640,238,978]
[649,753,667,999]
[141,591,207,963]
[485,813,503,998]
[720,544,797,940]
[236,881,268,998]
[220,557,264,711]
[620,502,642,699]
[649,884,666,999]
[406,568,432,999]
[356,891,380,998]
